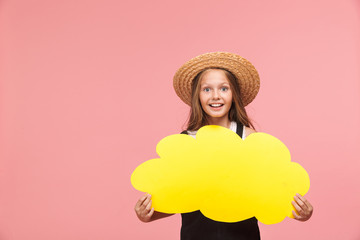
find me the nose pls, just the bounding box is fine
[212,89,220,99]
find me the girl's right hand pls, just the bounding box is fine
[134,193,155,222]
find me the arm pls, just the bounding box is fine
[134,193,174,222]
[291,193,313,221]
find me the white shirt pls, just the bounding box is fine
[186,121,246,139]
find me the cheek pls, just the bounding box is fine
[224,92,233,103]
[199,93,207,105]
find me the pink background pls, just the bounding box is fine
[1,0,359,239]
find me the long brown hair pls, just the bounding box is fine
[186,68,255,131]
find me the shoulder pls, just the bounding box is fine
[244,127,256,138]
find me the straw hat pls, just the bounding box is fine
[173,52,260,106]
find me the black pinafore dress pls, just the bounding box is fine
[180,122,260,240]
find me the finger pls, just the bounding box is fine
[296,193,313,211]
[292,200,304,216]
[296,194,311,209]
[147,208,155,218]
[296,195,313,220]
[145,200,152,211]
[292,210,302,220]
[294,195,307,213]
[143,194,151,207]
[135,194,148,211]
[140,194,151,212]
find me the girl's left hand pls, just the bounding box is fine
[292,193,313,221]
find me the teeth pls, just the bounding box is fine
[210,104,222,107]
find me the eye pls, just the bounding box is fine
[203,87,210,92]
[221,87,229,91]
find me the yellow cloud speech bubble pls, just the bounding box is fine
[131,125,310,224]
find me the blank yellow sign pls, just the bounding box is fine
[131,125,310,224]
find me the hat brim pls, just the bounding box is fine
[173,52,260,106]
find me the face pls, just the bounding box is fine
[199,69,233,123]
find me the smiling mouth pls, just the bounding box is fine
[209,104,224,107]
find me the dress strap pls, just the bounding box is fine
[236,122,244,139]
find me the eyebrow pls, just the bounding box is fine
[200,82,230,86]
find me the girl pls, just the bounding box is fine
[134,52,313,239]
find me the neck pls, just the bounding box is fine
[207,116,231,128]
